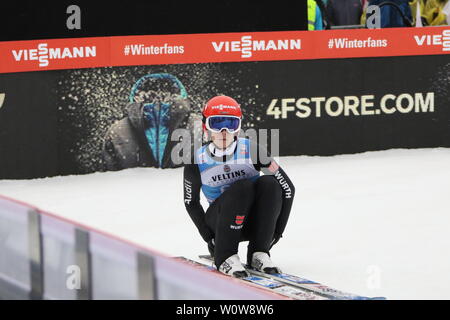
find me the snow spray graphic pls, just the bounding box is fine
[56,63,262,175]
[129,73,188,168]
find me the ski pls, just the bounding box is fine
[176,257,327,300]
[199,255,386,300]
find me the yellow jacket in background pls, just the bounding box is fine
[361,0,448,26]
[410,0,447,26]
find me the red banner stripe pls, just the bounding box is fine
[1,27,449,74]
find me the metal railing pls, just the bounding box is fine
[0,195,286,300]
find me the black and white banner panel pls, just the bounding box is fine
[0,55,448,178]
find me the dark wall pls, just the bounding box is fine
[1,0,308,41]
[0,73,58,179]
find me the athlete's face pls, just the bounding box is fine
[210,130,236,149]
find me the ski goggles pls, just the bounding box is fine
[205,115,241,133]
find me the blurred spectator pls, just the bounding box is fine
[361,0,413,27]
[308,0,324,30]
[410,0,448,26]
[315,0,332,29]
[446,0,450,24]
[326,0,364,26]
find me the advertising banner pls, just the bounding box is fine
[0,28,449,179]
[1,27,450,73]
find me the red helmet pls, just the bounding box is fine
[202,96,242,134]
[202,95,242,119]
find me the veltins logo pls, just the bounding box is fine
[414,29,450,51]
[212,35,302,58]
[11,43,97,67]
[0,93,5,109]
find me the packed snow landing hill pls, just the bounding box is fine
[0,148,449,299]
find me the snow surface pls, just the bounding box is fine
[1,148,450,299]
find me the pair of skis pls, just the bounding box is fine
[177,255,386,300]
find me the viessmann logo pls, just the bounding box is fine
[211,104,238,111]
[11,43,97,67]
[414,29,450,51]
[211,35,302,58]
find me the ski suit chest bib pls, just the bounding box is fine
[196,138,260,204]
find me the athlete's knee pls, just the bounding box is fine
[231,179,254,193]
[229,179,255,203]
[256,175,282,197]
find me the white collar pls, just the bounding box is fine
[209,140,237,157]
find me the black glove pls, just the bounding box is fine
[270,234,282,250]
[207,238,215,258]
